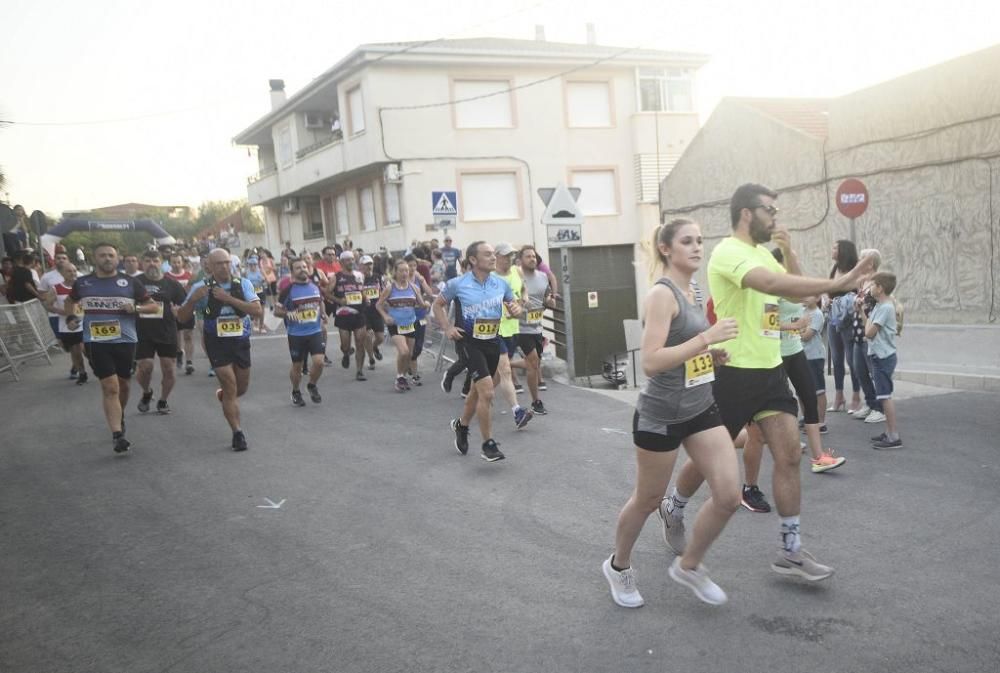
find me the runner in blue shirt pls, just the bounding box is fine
[64,242,157,454]
[433,241,521,462]
[273,257,327,407]
[177,248,262,452]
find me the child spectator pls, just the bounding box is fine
[800,295,827,428]
[865,272,901,449]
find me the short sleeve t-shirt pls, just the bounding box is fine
[802,308,826,361]
[186,277,258,339]
[70,272,149,344]
[136,276,187,344]
[494,268,523,338]
[868,300,898,359]
[440,272,513,345]
[53,282,83,333]
[278,281,324,337]
[707,236,785,369]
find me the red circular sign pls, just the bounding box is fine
[836,178,869,219]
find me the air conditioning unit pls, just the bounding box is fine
[282,197,299,214]
[384,163,402,183]
[304,112,328,129]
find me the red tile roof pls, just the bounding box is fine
[730,97,831,138]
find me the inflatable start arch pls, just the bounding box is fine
[41,218,177,258]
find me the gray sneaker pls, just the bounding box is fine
[771,548,834,582]
[656,499,687,555]
[601,556,644,608]
[668,557,727,605]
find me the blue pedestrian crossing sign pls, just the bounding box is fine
[432,191,458,216]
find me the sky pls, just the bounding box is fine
[2,0,999,216]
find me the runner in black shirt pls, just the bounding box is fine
[135,250,188,414]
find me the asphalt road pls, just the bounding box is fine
[2,335,999,673]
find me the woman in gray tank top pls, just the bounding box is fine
[602,219,743,608]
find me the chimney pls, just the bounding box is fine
[269,79,286,110]
[586,23,596,45]
[535,25,546,41]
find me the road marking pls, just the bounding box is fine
[256,498,285,509]
[601,428,628,435]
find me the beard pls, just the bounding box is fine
[750,213,773,244]
[145,267,163,280]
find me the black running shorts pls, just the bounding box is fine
[365,308,385,334]
[288,332,326,361]
[58,331,83,351]
[334,313,366,332]
[176,317,195,330]
[517,333,544,358]
[463,339,502,383]
[204,333,252,370]
[711,365,798,439]
[85,342,136,380]
[632,403,724,452]
[136,340,178,360]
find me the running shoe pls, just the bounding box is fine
[409,374,422,387]
[373,346,383,361]
[811,451,846,473]
[113,435,131,454]
[76,372,88,385]
[852,404,871,420]
[291,390,306,407]
[175,352,183,367]
[232,430,248,452]
[401,376,411,390]
[601,556,644,608]
[368,357,376,369]
[451,418,469,455]
[395,376,407,392]
[741,485,772,513]
[656,500,687,555]
[481,439,505,462]
[668,557,727,606]
[872,437,903,450]
[819,424,829,434]
[771,548,834,582]
[69,367,78,380]
[341,352,350,368]
[513,382,524,394]
[356,371,367,381]
[208,368,215,377]
[156,400,171,415]
[137,392,153,413]
[513,406,533,430]
[538,381,548,391]
[307,383,322,404]
[441,370,454,394]
[185,361,194,375]
[864,410,887,424]
[871,432,888,442]
[530,399,548,415]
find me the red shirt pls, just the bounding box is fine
[314,260,341,278]
[166,269,192,290]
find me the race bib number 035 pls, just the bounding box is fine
[90,320,121,341]
[684,352,715,388]
[472,318,500,340]
[761,303,780,339]
[216,317,244,337]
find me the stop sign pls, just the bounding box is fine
[836,179,869,219]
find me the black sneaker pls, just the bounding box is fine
[76,371,89,385]
[461,375,472,399]
[232,430,248,452]
[481,439,505,462]
[291,390,306,407]
[410,374,422,387]
[356,371,367,381]
[741,485,772,513]
[538,381,548,391]
[69,367,78,380]
[341,352,350,368]
[307,383,322,403]
[369,356,376,368]
[185,361,194,375]
[113,433,131,454]
[819,424,829,434]
[531,399,548,415]
[441,370,454,393]
[373,346,383,361]
[156,399,171,415]
[137,391,153,413]
[451,418,469,455]
[513,382,524,394]
[871,432,888,442]
[873,437,903,450]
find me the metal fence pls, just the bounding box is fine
[0,299,58,381]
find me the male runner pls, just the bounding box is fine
[659,183,873,581]
[44,263,87,385]
[434,241,521,462]
[177,248,262,451]
[63,242,157,453]
[327,250,369,381]
[122,254,142,277]
[359,255,385,368]
[273,258,326,406]
[514,245,555,415]
[165,253,195,374]
[38,249,73,374]
[493,242,533,429]
[134,250,187,415]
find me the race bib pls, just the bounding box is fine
[140,301,164,319]
[525,308,544,325]
[363,286,380,300]
[345,291,364,305]
[253,284,264,294]
[472,318,500,340]
[761,303,780,339]
[216,317,244,337]
[90,320,121,341]
[74,305,84,317]
[419,318,428,326]
[684,352,715,388]
[294,307,319,323]
[397,322,415,335]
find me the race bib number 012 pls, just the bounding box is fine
[90,320,121,341]
[761,303,780,339]
[472,318,500,340]
[216,317,244,337]
[684,352,715,388]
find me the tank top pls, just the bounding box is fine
[385,282,418,328]
[635,277,715,424]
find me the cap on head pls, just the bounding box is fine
[339,250,354,261]
[360,255,374,265]
[248,256,259,264]
[495,242,515,257]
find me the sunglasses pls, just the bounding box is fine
[748,203,779,216]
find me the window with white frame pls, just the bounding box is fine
[303,201,324,239]
[570,169,618,216]
[637,68,694,112]
[461,172,519,221]
[383,182,401,228]
[335,194,349,236]
[360,186,376,231]
[276,125,293,168]
[453,79,513,129]
[347,86,365,135]
[566,81,612,127]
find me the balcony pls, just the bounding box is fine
[247,165,279,206]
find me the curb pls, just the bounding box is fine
[895,369,1000,392]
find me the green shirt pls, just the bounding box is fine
[778,297,804,357]
[494,268,522,337]
[707,236,785,369]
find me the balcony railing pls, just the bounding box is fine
[248,164,278,185]
[295,132,342,159]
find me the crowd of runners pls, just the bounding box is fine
[12,181,905,608]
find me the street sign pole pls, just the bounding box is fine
[560,247,575,380]
[538,183,584,381]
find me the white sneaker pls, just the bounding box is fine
[656,499,687,554]
[864,410,887,423]
[668,557,727,605]
[852,405,871,420]
[602,556,644,608]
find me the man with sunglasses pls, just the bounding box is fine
[660,183,874,583]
